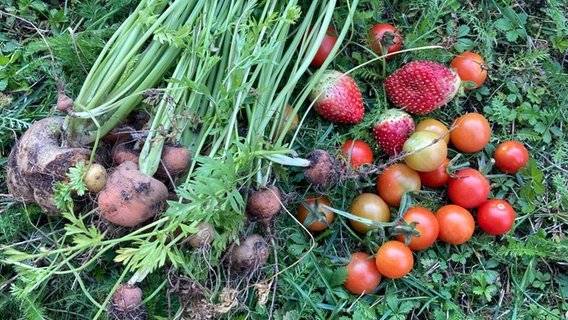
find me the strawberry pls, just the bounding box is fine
[373,109,415,156]
[385,60,460,115]
[308,70,364,123]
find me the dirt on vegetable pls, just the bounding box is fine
[246,186,281,225]
[7,117,93,214]
[187,222,216,249]
[156,144,191,178]
[303,149,341,185]
[98,161,168,227]
[229,234,270,273]
[108,284,147,320]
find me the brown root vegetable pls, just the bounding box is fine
[112,143,140,166]
[84,163,107,193]
[229,234,270,272]
[108,284,147,320]
[303,149,341,185]
[246,186,281,224]
[56,93,74,113]
[187,222,216,248]
[7,117,92,215]
[156,144,191,178]
[102,125,135,145]
[98,161,168,227]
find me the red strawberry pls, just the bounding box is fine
[385,60,460,115]
[308,70,364,123]
[373,109,415,156]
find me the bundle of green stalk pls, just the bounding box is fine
[4,0,359,317]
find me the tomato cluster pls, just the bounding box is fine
[297,26,529,297]
[299,113,528,294]
[295,117,528,295]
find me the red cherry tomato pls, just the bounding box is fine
[450,113,491,153]
[450,52,488,90]
[376,163,421,207]
[343,252,382,294]
[348,193,390,233]
[341,140,374,170]
[493,141,529,174]
[476,199,516,235]
[375,241,414,278]
[448,168,490,209]
[395,206,439,251]
[367,23,402,60]
[435,204,475,245]
[308,26,338,67]
[297,195,334,232]
[417,158,451,188]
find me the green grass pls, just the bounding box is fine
[1,0,567,319]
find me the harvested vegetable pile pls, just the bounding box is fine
[3,0,360,318]
[2,0,567,319]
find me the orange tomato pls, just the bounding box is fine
[450,52,488,90]
[450,113,491,153]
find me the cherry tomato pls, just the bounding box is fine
[476,199,516,235]
[435,204,475,245]
[450,52,488,90]
[403,131,448,172]
[343,252,382,294]
[367,23,403,60]
[493,141,529,174]
[417,158,451,188]
[341,140,374,170]
[450,113,491,153]
[375,241,414,278]
[308,26,338,67]
[395,206,439,251]
[448,168,490,209]
[348,193,390,233]
[376,163,421,207]
[297,195,334,232]
[415,118,450,144]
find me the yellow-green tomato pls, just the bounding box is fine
[348,193,390,233]
[403,131,447,172]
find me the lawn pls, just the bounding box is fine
[1,0,567,319]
